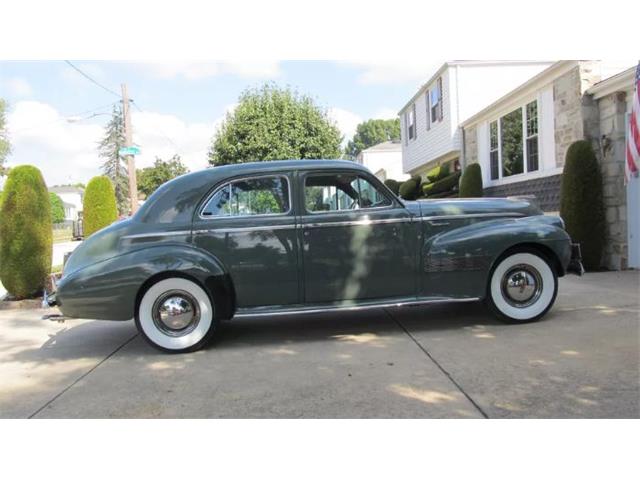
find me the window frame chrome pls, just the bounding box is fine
[197,173,293,220]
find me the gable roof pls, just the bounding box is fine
[360,141,402,153]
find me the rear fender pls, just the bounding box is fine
[56,244,233,321]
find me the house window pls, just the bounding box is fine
[490,121,499,180]
[430,77,443,124]
[488,100,539,181]
[407,104,416,140]
[525,101,539,172]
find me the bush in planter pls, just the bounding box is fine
[422,171,461,197]
[426,164,450,183]
[399,175,422,200]
[83,175,118,237]
[0,165,52,298]
[459,163,483,198]
[559,140,605,270]
[50,192,65,224]
[384,179,400,195]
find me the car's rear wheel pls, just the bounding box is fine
[135,277,217,353]
[486,250,558,323]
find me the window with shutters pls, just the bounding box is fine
[429,77,444,124]
[407,104,416,141]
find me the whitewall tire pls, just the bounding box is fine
[136,277,216,353]
[486,251,558,323]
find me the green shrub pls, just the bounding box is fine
[560,140,605,270]
[83,176,118,237]
[459,163,483,198]
[426,164,450,183]
[49,192,65,224]
[399,176,422,200]
[423,171,461,197]
[383,179,401,195]
[0,165,52,298]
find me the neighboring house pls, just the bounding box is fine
[460,60,637,270]
[356,141,408,182]
[398,61,556,178]
[49,185,84,221]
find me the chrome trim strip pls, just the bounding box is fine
[421,212,525,222]
[303,217,412,229]
[198,174,293,220]
[193,224,296,235]
[233,297,480,318]
[122,230,192,240]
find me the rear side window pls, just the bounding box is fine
[201,176,290,217]
[304,173,392,213]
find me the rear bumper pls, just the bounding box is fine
[567,243,585,276]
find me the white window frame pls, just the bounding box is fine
[487,99,540,182]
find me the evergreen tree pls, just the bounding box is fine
[98,105,129,214]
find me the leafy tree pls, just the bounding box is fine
[137,155,189,198]
[99,105,129,215]
[345,118,400,158]
[0,99,11,177]
[459,163,483,197]
[560,140,605,270]
[49,192,65,224]
[208,83,342,166]
[0,165,52,298]
[83,176,118,237]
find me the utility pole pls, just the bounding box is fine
[121,83,139,214]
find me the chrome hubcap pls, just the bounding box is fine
[501,265,543,308]
[152,290,200,336]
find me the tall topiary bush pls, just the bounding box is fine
[49,192,65,224]
[459,163,483,198]
[559,140,605,270]
[399,175,422,200]
[0,165,52,298]
[83,176,118,237]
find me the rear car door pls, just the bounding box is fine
[192,173,299,308]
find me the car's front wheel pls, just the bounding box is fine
[486,250,558,323]
[135,277,217,353]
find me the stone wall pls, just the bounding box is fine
[593,91,629,270]
[463,125,478,166]
[483,174,563,212]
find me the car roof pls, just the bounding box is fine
[194,159,369,179]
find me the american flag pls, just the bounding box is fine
[626,62,640,182]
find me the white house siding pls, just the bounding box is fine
[400,62,554,178]
[358,149,408,182]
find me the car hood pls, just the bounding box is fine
[411,197,543,218]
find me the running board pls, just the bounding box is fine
[233,297,480,319]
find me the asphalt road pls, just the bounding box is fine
[0,271,638,418]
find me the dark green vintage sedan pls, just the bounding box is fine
[48,160,583,353]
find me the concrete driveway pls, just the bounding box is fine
[0,271,638,418]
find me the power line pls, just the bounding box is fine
[63,60,121,98]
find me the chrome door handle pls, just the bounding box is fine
[428,220,450,227]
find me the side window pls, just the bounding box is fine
[305,173,392,213]
[201,176,290,217]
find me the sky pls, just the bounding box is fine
[0,60,439,187]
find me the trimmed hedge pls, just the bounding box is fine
[559,140,605,270]
[83,176,118,237]
[399,175,422,200]
[459,163,483,198]
[383,179,400,195]
[422,171,461,197]
[0,165,52,298]
[426,164,450,183]
[50,192,65,224]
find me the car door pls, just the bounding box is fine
[300,170,417,304]
[192,173,299,308]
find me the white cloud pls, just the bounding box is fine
[3,77,33,97]
[5,101,221,187]
[346,60,444,85]
[328,107,362,143]
[140,61,282,80]
[372,107,399,119]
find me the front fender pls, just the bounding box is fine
[423,215,572,298]
[56,244,228,320]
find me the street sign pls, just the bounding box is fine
[119,146,140,156]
